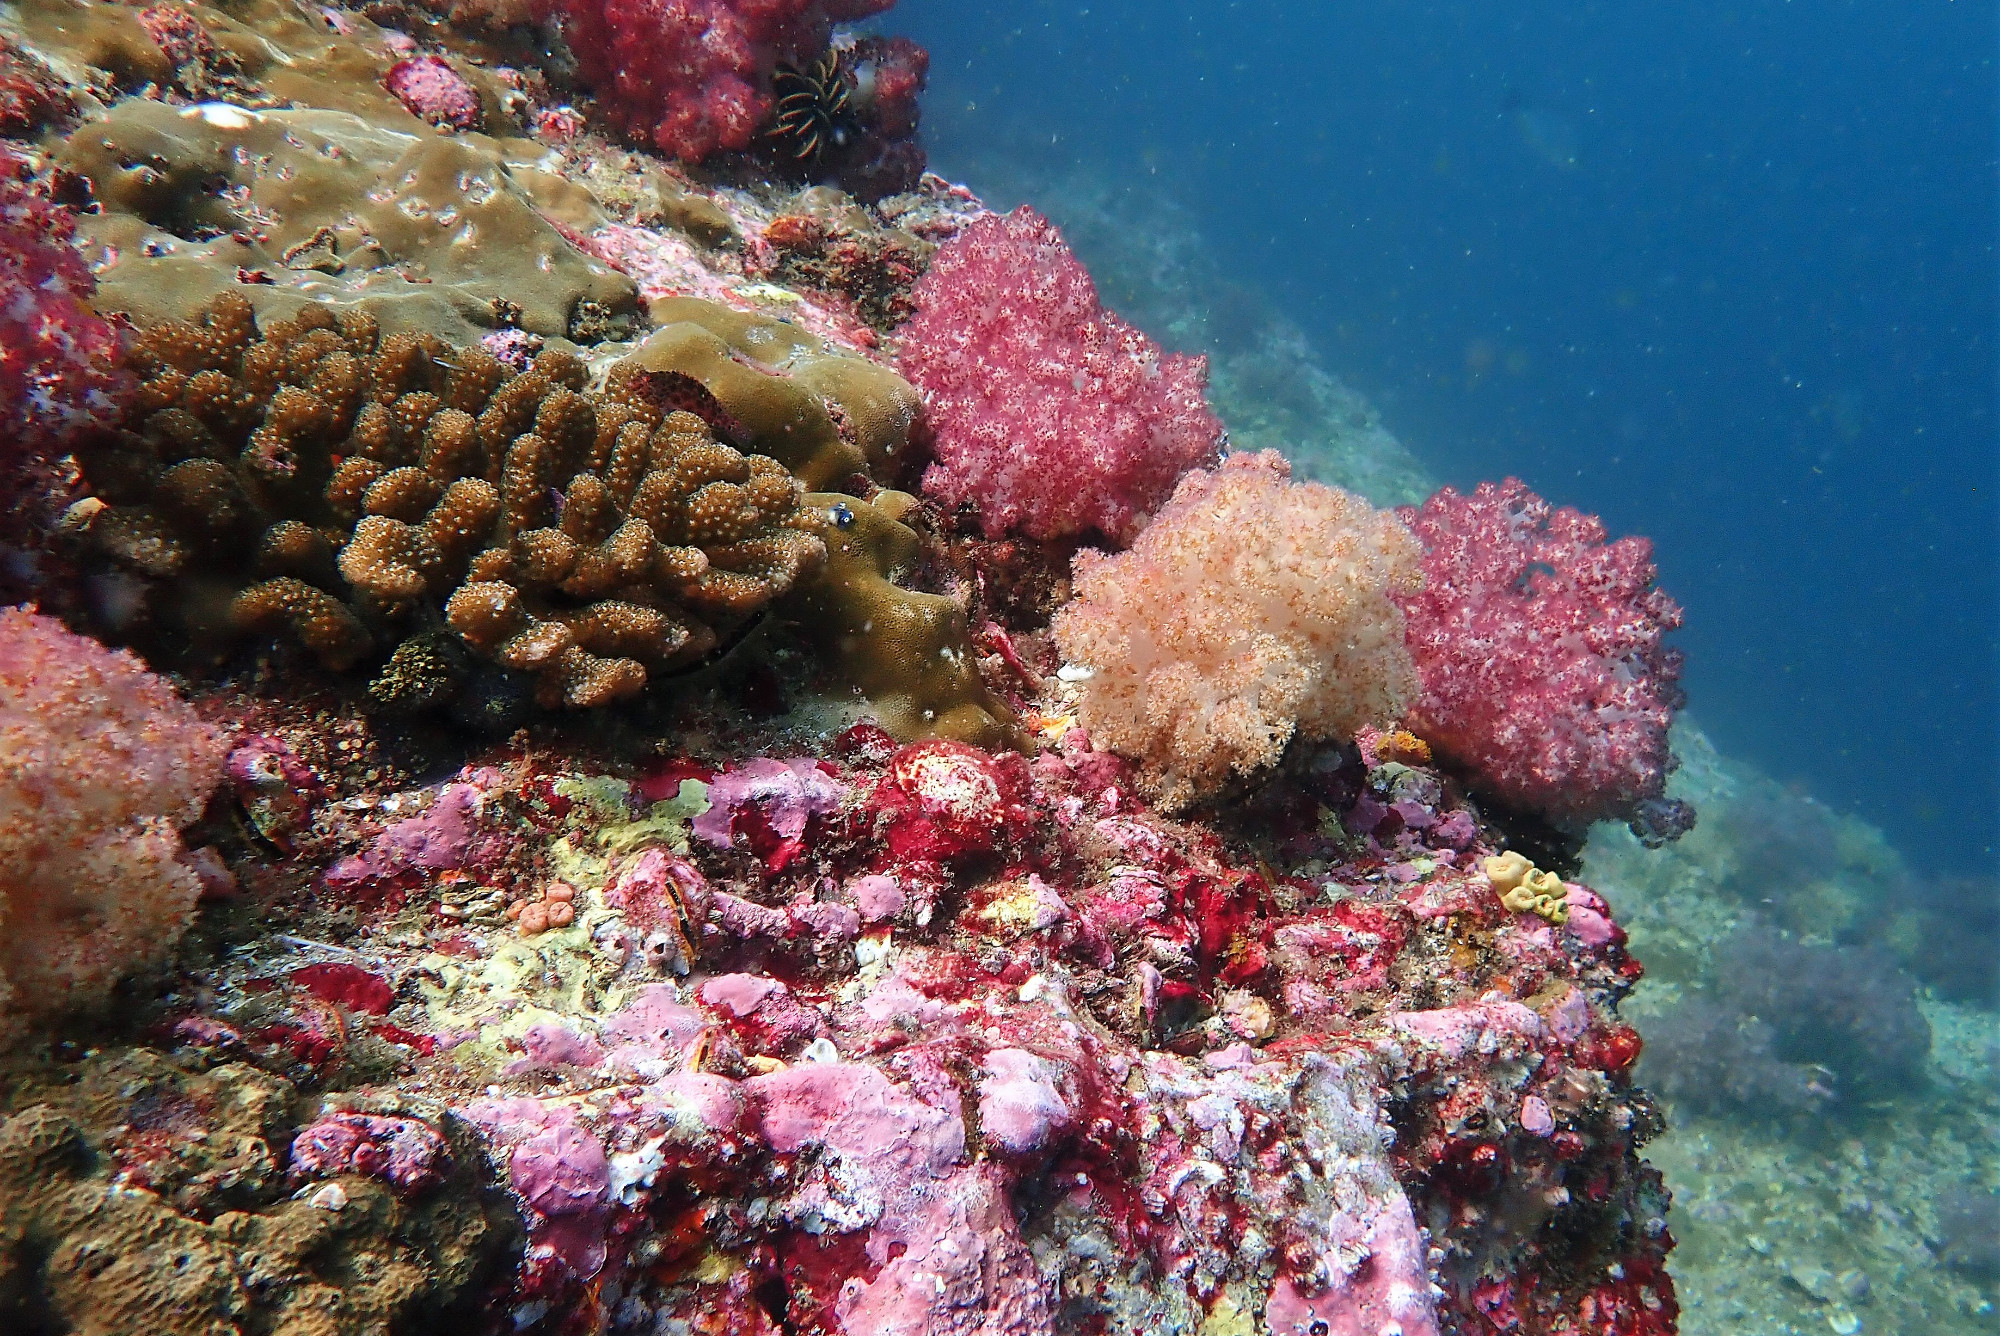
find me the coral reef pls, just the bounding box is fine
[1052,450,1421,809]
[897,205,1225,543]
[0,149,130,459]
[79,293,827,709]
[0,707,1677,1335]
[0,4,1773,1330]
[72,288,1004,735]
[1397,477,1692,839]
[0,607,225,1039]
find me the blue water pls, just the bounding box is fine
[898,0,1999,879]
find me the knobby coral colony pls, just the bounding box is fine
[79,292,828,710]
[0,0,1702,1332]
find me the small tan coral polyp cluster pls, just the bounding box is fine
[1052,450,1423,809]
[83,293,826,707]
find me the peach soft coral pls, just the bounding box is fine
[0,607,227,1040]
[1051,450,1422,810]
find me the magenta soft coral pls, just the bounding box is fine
[897,206,1224,543]
[1395,478,1691,837]
[0,149,129,460]
[547,0,894,163]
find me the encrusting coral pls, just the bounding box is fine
[57,94,635,346]
[0,607,226,1040]
[0,1052,518,1335]
[80,292,828,709]
[790,488,1017,747]
[29,0,644,348]
[1052,450,1422,809]
[621,295,922,490]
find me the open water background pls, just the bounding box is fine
[897,0,1999,881]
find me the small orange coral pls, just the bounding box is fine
[1051,450,1421,809]
[508,880,577,936]
[1369,727,1433,766]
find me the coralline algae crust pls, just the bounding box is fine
[0,722,1671,1334]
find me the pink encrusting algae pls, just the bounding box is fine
[23,713,1668,1335]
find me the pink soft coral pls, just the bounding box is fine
[384,54,483,131]
[547,0,894,164]
[897,206,1224,543]
[1395,478,1689,835]
[0,608,227,1040]
[1052,451,1421,809]
[831,34,928,200]
[0,149,129,459]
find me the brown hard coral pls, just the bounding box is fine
[78,293,827,711]
[790,489,1019,749]
[0,1051,517,1336]
[55,91,633,345]
[616,296,922,491]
